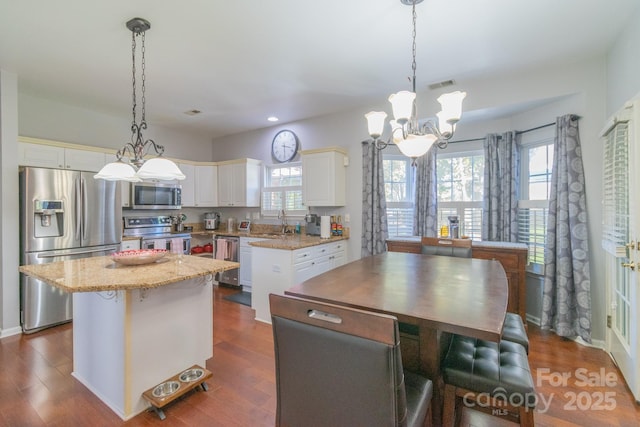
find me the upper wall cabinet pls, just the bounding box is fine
[19,141,106,172]
[194,164,218,207]
[301,147,347,206]
[177,163,196,207]
[217,159,261,207]
[166,163,217,207]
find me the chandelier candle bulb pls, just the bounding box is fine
[365,111,388,139]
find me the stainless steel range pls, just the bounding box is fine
[123,215,191,254]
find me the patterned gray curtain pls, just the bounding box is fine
[482,131,520,242]
[362,142,388,256]
[542,115,592,343]
[413,146,438,237]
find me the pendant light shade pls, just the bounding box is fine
[365,111,388,139]
[395,133,437,159]
[136,157,186,181]
[388,91,415,123]
[94,161,141,182]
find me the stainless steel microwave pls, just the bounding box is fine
[131,182,181,210]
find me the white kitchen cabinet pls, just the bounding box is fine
[19,142,106,172]
[167,163,216,207]
[251,240,347,322]
[178,163,196,207]
[239,237,268,291]
[120,239,141,251]
[217,159,261,207]
[301,147,347,206]
[194,164,218,207]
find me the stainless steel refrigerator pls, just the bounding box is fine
[19,167,122,333]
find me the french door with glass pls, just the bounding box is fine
[602,100,640,402]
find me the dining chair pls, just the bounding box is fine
[269,293,433,427]
[420,237,472,258]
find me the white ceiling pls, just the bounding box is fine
[0,0,638,139]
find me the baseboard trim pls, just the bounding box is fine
[524,315,605,350]
[0,326,22,339]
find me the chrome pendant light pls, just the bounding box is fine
[365,0,466,163]
[95,18,185,182]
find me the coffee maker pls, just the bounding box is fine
[304,214,321,236]
[448,215,460,238]
[204,212,220,230]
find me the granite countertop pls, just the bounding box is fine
[19,254,239,293]
[248,235,347,250]
[189,226,348,251]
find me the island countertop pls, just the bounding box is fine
[19,254,239,293]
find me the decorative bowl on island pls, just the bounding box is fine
[111,249,168,266]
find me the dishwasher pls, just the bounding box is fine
[214,235,240,287]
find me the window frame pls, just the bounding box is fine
[436,150,484,240]
[518,131,555,274]
[382,154,415,238]
[261,162,307,218]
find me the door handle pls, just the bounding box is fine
[621,261,635,270]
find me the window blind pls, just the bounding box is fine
[602,121,629,258]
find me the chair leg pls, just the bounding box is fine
[442,383,457,427]
[519,406,535,427]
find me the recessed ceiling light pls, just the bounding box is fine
[184,109,202,116]
[267,116,279,122]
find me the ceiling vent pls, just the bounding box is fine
[428,80,455,90]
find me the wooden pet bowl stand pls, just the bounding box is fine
[142,364,213,420]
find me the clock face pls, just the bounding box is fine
[272,130,299,162]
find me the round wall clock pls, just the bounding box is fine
[271,130,299,163]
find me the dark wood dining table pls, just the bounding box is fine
[285,251,509,425]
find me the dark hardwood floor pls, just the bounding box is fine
[0,286,638,426]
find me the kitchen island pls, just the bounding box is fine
[19,254,238,420]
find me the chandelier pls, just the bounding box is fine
[365,0,466,162]
[95,18,185,182]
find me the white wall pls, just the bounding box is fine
[0,71,21,336]
[606,7,640,115]
[18,93,215,161]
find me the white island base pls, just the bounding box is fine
[71,277,213,420]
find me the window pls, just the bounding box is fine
[382,151,484,239]
[436,152,484,240]
[518,133,554,273]
[261,163,307,216]
[383,155,415,237]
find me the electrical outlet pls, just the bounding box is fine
[344,213,350,222]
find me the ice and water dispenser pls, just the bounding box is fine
[33,200,64,238]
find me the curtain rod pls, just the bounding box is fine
[448,114,581,144]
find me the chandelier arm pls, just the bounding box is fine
[373,138,389,151]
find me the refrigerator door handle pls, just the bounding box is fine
[81,177,88,241]
[74,178,82,241]
[37,247,119,259]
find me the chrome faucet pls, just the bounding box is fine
[278,209,288,233]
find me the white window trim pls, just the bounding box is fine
[261,162,307,218]
[518,131,554,274]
